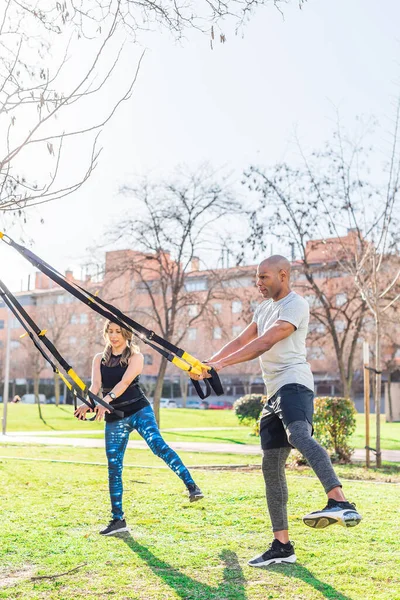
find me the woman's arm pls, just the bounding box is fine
[104,353,144,401]
[74,353,102,419]
[90,353,102,395]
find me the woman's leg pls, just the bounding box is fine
[134,406,195,487]
[105,418,133,520]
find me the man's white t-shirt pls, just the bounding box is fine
[252,291,314,399]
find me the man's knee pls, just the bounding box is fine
[286,420,312,448]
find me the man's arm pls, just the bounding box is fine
[206,322,258,363]
[208,320,295,372]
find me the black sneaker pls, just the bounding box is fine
[99,518,129,536]
[303,499,362,529]
[248,539,296,567]
[187,483,204,502]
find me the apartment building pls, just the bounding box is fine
[1,231,398,401]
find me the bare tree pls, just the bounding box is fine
[243,164,367,397]
[103,166,242,423]
[246,106,400,467]
[0,1,143,216]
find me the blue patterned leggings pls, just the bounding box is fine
[105,405,195,519]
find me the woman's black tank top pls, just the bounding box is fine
[101,354,150,422]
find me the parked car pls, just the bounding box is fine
[47,396,65,404]
[208,400,233,410]
[159,398,178,409]
[21,393,47,404]
[177,399,208,409]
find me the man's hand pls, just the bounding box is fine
[188,360,224,380]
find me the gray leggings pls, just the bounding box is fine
[262,420,342,532]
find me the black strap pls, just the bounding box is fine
[2,237,224,398]
[0,281,123,419]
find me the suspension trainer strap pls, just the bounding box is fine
[0,232,224,399]
[0,281,123,419]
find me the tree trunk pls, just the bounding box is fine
[54,373,60,407]
[153,357,168,426]
[387,371,393,423]
[34,374,43,420]
[375,315,382,468]
[180,371,188,408]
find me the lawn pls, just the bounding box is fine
[3,405,400,451]
[0,445,399,600]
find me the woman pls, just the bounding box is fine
[74,320,203,536]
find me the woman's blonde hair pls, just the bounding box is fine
[102,320,140,367]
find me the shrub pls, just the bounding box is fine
[234,394,266,433]
[313,396,357,463]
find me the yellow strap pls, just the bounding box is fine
[181,351,210,372]
[39,329,47,336]
[0,232,4,239]
[171,356,204,377]
[19,332,28,339]
[58,371,73,391]
[67,368,86,391]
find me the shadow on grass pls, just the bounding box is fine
[116,534,353,600]
[270,563,353,600]
[117,533,247,599]
[37,404,55,430]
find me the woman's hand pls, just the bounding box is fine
[74,404,91,420]
[94,404,111,422]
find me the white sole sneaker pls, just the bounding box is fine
[248,553,297,568]
[303,509,362,529]
[100,526,129,536]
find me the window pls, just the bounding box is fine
[57,295,65,304]
[213,327,222,340]
[69,336,77,345]
[213,303,222,314]
[336,293,347,307]
[223,277,254,288]
[187,305,198,317]
[395,349,400,359]
[0,320,4,330]
[80,313,88,325]
[304,295,321,307]
[250,300,259,312]
[232,301,242,314]
[10,340,20,350]
[11,318,20,329]
[307,346,325,360]
[70,314,78,324]
[309,322,325,334]
[335,321,346,333]
[185,279,208,292]
[143,354,153,365]
[188,328,197,341]
[232,325,242,337]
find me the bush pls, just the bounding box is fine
[234,394,266,434]
[313,396,357,463]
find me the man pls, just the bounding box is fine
[196,255,361,567]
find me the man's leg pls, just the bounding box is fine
[286,420,362,529]
[285,420,343,496]
[262,447,292,542]
[248,446,296,567]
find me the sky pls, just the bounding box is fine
[1,0,400,291]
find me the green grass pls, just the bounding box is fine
[4,405,400,452]
[3,404,239,432]
[0,445,399,600]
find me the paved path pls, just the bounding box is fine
[0,433,399,462]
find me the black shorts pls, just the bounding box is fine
[259,383,314,450]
